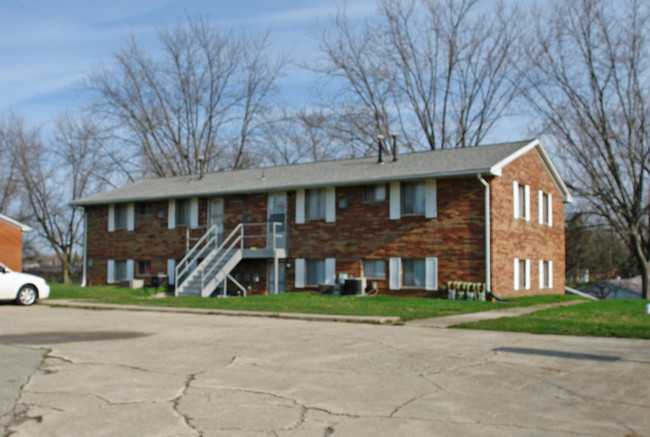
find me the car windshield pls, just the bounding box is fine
[0,262,11,273]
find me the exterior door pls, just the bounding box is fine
[267,262,286,294]
[208,198,224,244]
[267,192,286,249]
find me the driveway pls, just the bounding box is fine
[0,305,648,436]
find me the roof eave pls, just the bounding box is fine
[491,138,573,203]
[0,214,32,232]
[73,167,500,207]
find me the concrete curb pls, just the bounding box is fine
[41,300,400,325]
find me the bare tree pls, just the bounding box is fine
[87,16,284,178]
[7,113,111,282]
[0,117,21,213]
[259,108,345,165]
[311,0,523,153]
[524,0,650,299]
[312,9,397,156]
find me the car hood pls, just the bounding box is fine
[9,271,47,284]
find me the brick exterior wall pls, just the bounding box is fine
[0,220,23,271]
[83,148,567,298]
[287,179,486,296]
[490,149,566,297]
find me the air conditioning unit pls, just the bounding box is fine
[343,277,367,295]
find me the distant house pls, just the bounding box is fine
[0,214,32,272]
[73,139,572,298]
[580,277,642,300]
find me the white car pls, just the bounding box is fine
[0,262,50,306]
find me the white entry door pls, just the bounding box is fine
[267,192,286,249]
[208,198,224,243]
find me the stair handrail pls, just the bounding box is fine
[201,227,246,285]
[176,224,220,287]
[176,224,243,290]
[175,221,285,295]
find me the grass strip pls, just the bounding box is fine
[48,283,582,322]
[453,299,650,339]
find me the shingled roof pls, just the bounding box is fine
[74,139,572,206]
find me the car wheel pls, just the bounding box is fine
[16,285,38,306]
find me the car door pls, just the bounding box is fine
[0,265,17,298]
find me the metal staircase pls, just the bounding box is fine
[175,223,285,297]
[175,224,245,297]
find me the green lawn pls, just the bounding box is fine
[49,284,650,339]
[454,299,650,339]
[47,283,580,322]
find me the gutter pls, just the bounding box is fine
[81,211,88,287]
[477,174,491,291]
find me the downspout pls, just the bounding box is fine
[81,210,88,287]
[477,174,490,292]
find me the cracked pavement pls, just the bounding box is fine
[0,305,648,436]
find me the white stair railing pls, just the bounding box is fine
[175,222,285,297]
[175,224,243,295]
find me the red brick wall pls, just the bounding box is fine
[490,149,566,297]
[287,178,487,295]
[0,220,23,271]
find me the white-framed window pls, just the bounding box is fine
[538,191,552,226]
[514,258,530,290]
[539,260,553,288]
[389,257,437,290]
[167,259,176,285]
[115,260,128,281]
[401,181,425,215]
[513,181,530,221]
[362,184,386,202]
[306,188,326,220]
[176,199,190,227]
[115,203,128,229]
[363,259,385,278]
[402,259,425,287]
[306,259,326,285]
[137,260,152,276]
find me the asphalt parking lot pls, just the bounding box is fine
[1,304,648,436]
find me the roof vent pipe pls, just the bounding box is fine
[198,156,205,180]
[391,132,399,161]
[377,135,385,163]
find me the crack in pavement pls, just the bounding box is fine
[3,347,50,437]
[221,387,361,420]
[172,373,201,436]
[388,394,427,418]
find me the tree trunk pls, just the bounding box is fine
[62,262,71,284]
[639,260,649,300]
[631,233,649,300]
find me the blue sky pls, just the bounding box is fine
[0,0,377,125]
[1,0,529,142]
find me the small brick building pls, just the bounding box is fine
[0,214,32,272]
[74,139,572,298]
